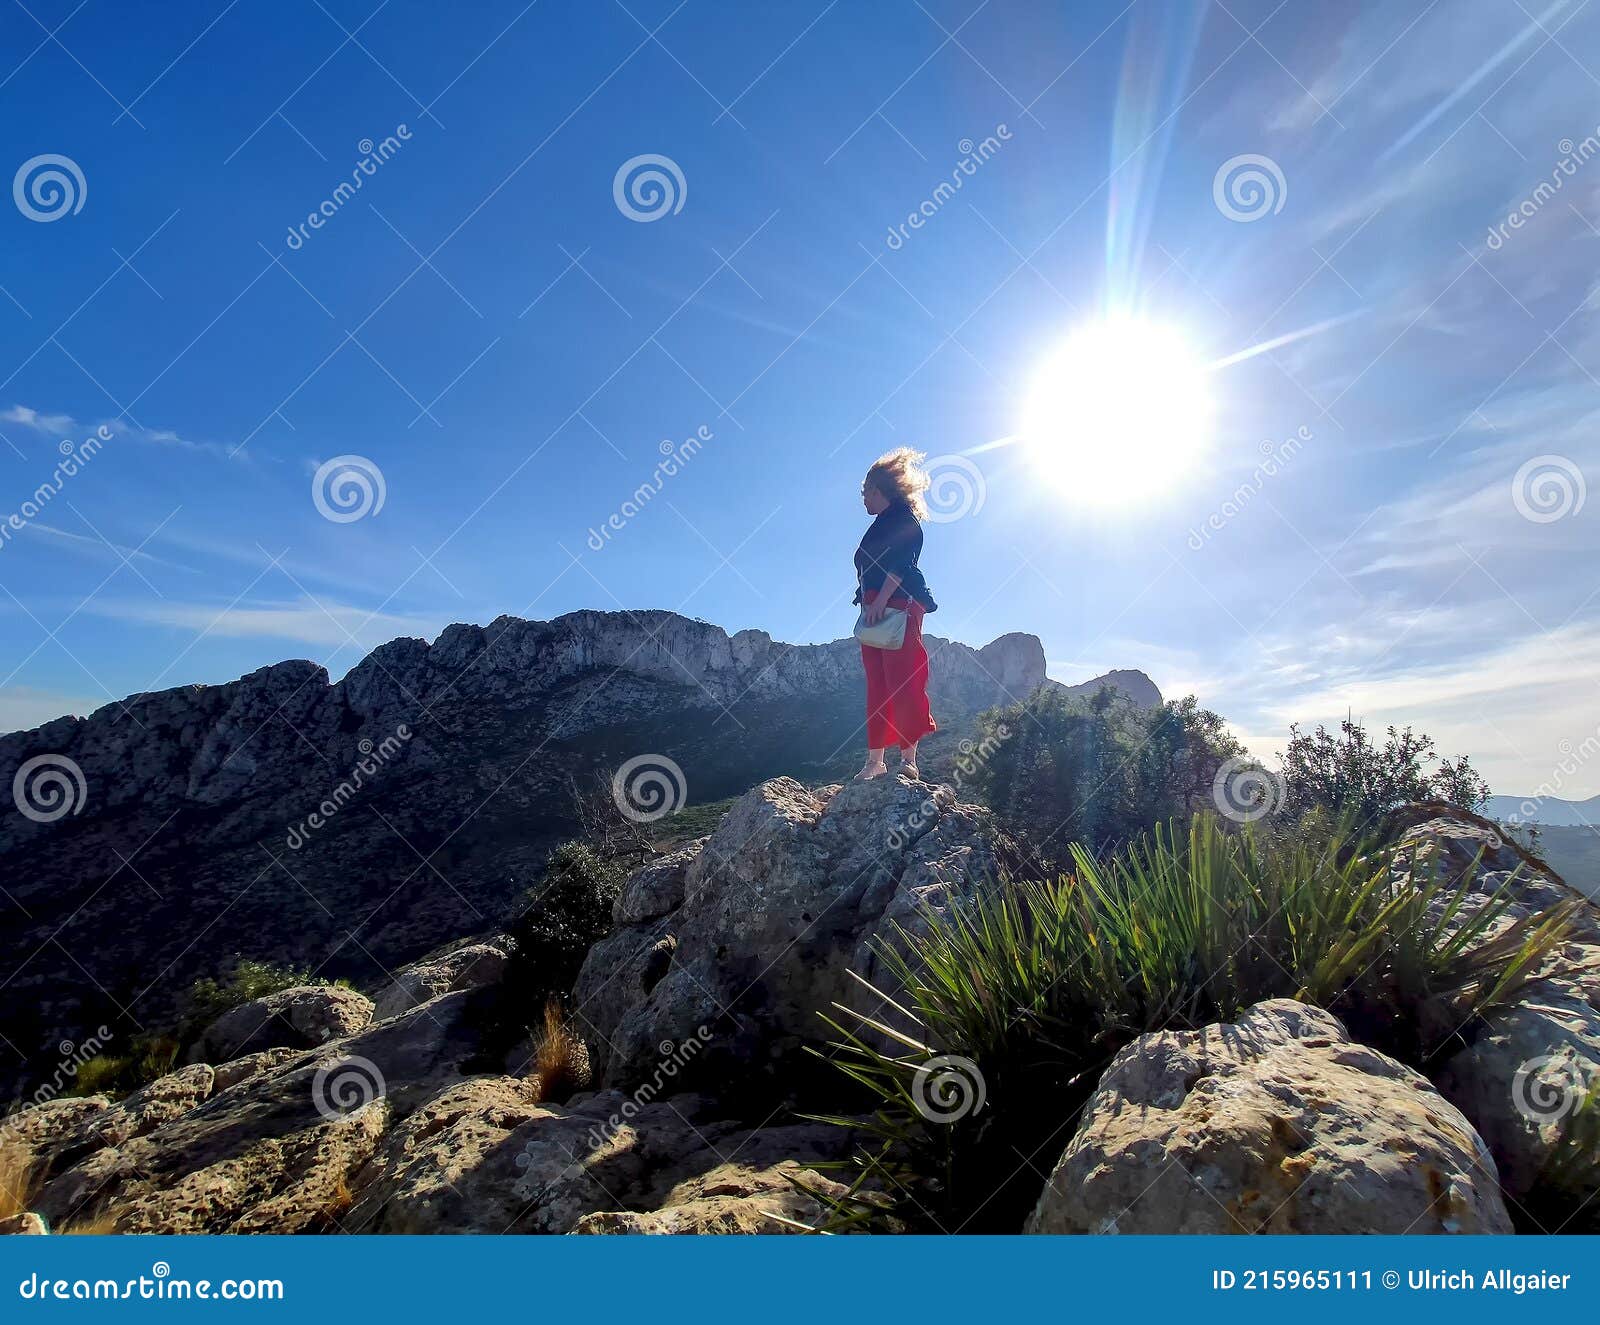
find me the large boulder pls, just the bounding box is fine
[345,1079,859,1235]
[1389,807,1600,1215]
[572,775,1015,1092]
[1026,1000,1511,1235]
[34,989,482,1233]
[0,1096,109,1171]
[372,939,509,1021]
[189,984,374,1064]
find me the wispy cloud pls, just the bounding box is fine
[4,403,247,461]
[83,596,447,653]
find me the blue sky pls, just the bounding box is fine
[2,0,1598,798]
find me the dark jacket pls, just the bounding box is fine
[854,501,938,612]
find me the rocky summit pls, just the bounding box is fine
[2,777,1593,1236]
[0,609,1157,1101]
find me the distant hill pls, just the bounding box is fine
[1484,793,1600,827]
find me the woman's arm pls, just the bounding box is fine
[864,571,902,624]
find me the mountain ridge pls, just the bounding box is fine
[0,608,1159,1098]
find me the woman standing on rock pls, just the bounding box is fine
[854,447,939,781]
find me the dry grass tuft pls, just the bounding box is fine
[532,999,591,1104]
[57,1210,120,1235]
[0,1144,32,1222]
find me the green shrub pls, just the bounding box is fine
[67,1054,136,1099]
[62,1033,183,1100]
[813,813,1575,1231]
[1279,717,1489,828]
[504,842,626,1013]
[176,959,326,1052]
[968,688,1240,868]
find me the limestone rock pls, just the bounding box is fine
[572,775,1016,1092]
[33,990,482,1233]
[50,1064,215,1169]
[1389,806,1600,1212]
[211,1048,304,1093]
[0,1212,47,1235]
[1026,1000,1511,1235]
[373,939,510,1021]
[190,985,374,1064]
[0,1095,109,1169]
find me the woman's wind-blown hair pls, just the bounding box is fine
[866,446,931,520]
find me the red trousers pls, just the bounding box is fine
[860,595,937,749]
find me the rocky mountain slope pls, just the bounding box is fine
[4,780,1593,1236]
[0,609,1158,1100]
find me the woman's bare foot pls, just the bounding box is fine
[899,744,920,781]
[854,755,888,781]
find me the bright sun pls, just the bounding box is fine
[1020,317,1212,508]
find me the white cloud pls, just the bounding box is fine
[3,403,244,461]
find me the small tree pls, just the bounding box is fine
[1278,718,1489,830]
[969,687,1241,867]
